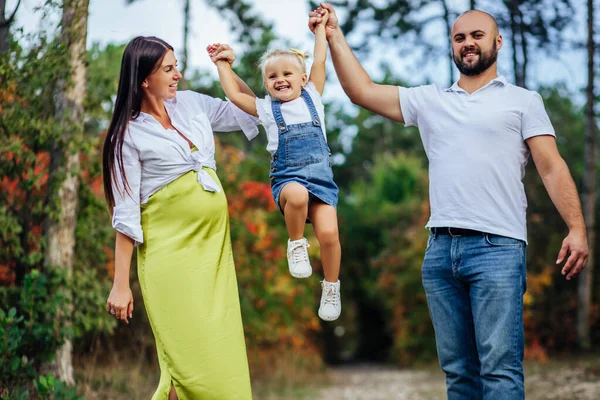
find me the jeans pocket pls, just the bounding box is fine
[425,232,435,252]
[285,133,324,167]
[485,234,523,247]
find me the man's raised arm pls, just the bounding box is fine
[309,3,405,123]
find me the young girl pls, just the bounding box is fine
[207,10,341,321]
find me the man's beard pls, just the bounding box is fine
[453,41,498,77]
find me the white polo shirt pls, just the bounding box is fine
[398,75,555,242]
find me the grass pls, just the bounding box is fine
[75,355,158,400]
[73,349,328,400]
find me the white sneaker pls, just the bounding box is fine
[318,280,341,321]
[287,238,312,278]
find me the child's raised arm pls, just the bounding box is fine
[309,9,329,95]
[207,43,258,117]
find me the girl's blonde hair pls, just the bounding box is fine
[258,48,310,82]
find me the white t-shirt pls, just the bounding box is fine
[255,81,327,153]
[398,75,555,242]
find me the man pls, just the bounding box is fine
[309,4,588,399]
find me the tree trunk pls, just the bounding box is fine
[518,7,528,89]
[180,0,190,90]
[0,0,8,53]
[470,0,476,10]
[44,0,89,385]
[0,0,21,53]
[507,0,525,87]
[441,0,455,86]
[577,0,596,351]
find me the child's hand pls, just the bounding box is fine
[316,8,329,27]
[206,43,235,66]
[309,3,338,40]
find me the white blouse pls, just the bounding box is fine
[255,82,327,153]
[111,90,259,245]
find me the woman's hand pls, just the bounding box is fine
[207,43,235,66]
[106,284,134,324]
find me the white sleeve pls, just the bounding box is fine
[191,91,260,140]
[303,81,322,101]
[398,86,423,128]
[111,135,144,245]
[521,92,556,140]
[255,96,274,127]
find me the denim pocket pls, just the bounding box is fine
[425,232,435,252]
[485,234,523,247]
[285,133,324,167]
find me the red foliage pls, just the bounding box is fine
[238,181,277,212]
[245,221,258,235]
[1,150,50,203]
[524,338,549,363]
[0,263,16,286]
[80,152,104,197]
[0,143,111,286]
[0,147,51,285]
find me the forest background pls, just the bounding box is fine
[1,0,599,398]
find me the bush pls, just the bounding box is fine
[0,269,70,393]
[0,374,83,400]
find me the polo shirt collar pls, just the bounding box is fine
[445,75,508,93]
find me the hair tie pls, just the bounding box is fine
[290,48,309,59]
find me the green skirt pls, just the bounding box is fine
[138,169,252,400]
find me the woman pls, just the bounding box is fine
[103,36,257,400]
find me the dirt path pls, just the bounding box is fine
[311,360,600,400]
[315,364,446,400]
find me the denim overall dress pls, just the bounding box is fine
[269,89,339,218]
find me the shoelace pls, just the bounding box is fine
[291,241,310,264]
[323,285,339,305]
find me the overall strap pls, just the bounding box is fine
[300,89,321,127]
[270,97,288,134]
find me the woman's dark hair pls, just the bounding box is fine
[102,36,173,210]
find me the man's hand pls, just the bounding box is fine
[556,227,588,280]
[309,3,339,39]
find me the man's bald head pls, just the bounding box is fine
[453,10,499,37]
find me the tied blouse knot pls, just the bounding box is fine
[111,90,259,246]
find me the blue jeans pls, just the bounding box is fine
[422,230,527,400]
